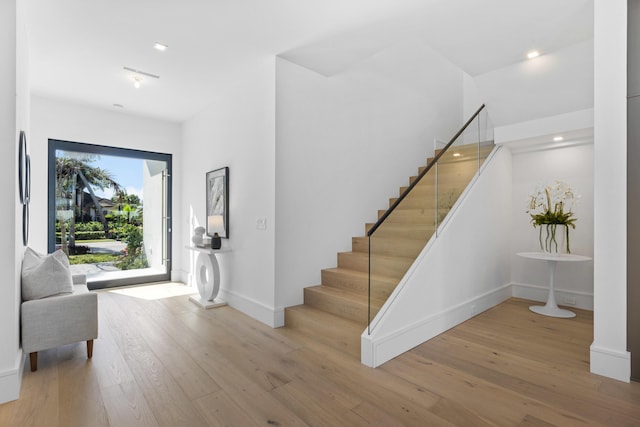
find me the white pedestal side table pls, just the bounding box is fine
[186,246,230,309]
[516,252,592,318]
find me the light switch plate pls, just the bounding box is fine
[256,217,267,230]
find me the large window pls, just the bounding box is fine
[48,140,172,289]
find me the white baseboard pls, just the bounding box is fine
[511,282,593,311]
[218,288,284,328]
[361,284,512,367]
[590,344,630,382]
[171,269,189,284]
[0,351,24,404]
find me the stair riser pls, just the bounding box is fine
[390,192,465,210]
[321,269,396,301]
[390,195,438,209]
[410,170,476,185]
[377,209,444,224]
[304,287,367,323]
[431,143,493,160]
[352,237,424,258]
[285,308,361,357]
[364,225,435,240]
[337,252,413,278]
[399,183,465,194]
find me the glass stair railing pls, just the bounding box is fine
[367,105,494,333]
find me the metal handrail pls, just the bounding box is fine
[366,104,485,237]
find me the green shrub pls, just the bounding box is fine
[75,221,104,232]
[115,249,148,270]
[68,253,120,265]
[55,230,105,241]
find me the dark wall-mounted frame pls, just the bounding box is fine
[19,130,30,246]
[206,167,229,238]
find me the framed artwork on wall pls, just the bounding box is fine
[206,167,229,239]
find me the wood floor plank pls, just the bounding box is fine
[194,390,259,427]
[93,304,137,390]
[56,347,110,427]
[101,380,160,427]
[190,345,309,426]
[271,380,360,427]
[3,284,640,427]
[4,349,60,427]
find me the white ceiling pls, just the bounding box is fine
[25,0,593,123]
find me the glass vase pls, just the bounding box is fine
[539,223,569,255]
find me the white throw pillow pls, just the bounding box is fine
[21,247,74,301]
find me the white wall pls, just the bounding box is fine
[511,144,594,309]
[181,57,278,326]
[591,0,630,382]
[362,147,513,367]
[475,39,594,127]
[29,96,182,276]
[0,0,28,404]
[275,38,465,310]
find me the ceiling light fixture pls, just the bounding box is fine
[527,50,540,59]
[154,42,168,52]
[123,66,160,80]
[553,136,564,142]
[132,76,143,89]
[112,103,124,108]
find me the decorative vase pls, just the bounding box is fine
[191,226,205,247]
[211,232,222,250]
[539,223,569,255]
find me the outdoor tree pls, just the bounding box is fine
[56,155,123,252]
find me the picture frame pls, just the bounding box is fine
[19,130,28,205]
[18,130,30,245]
[206,167,229,238]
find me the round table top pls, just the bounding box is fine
[516,252,592,262]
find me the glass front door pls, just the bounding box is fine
[48,140,172,289]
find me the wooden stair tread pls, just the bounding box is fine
[323,267,397,284]
[337,251,415,280]
[285,304,364,330]
[338,250,414,265]
[305,284,370,304]
[303,285,385,324]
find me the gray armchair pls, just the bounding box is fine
[21,274,98,371]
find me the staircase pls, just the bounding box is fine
[285,141,493,358]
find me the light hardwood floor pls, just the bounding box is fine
[1,283,639,426]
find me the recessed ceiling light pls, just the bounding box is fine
[132,76,143,89]
[154,42,168,52]
[553,136,564,142]
[527,50,540,59]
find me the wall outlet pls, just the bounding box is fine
[563,296,577,306]
[256,217,267,230]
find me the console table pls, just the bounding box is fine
[186,246,230,309]
[516,252,592,318]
